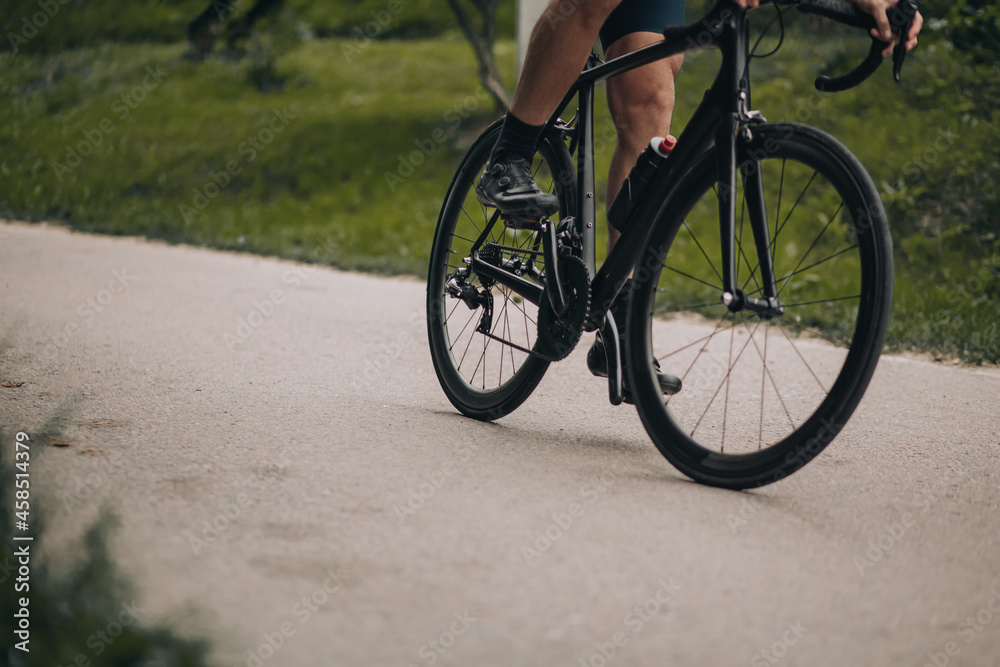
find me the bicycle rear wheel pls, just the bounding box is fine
[629,123,893,489]
[427,121,576,421]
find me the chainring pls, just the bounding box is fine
[536,255,591,362]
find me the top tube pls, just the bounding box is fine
[578,0,765,87]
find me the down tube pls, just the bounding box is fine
[576,83,597,278]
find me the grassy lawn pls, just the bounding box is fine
[1,36,514,274]
[1,23,997,362]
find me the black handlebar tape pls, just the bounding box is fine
[815,38,886,92]
[797,0,875,30]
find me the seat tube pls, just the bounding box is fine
[576,83,597,277]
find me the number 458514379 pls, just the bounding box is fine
[14,431,30,527]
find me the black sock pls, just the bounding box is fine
[490,112,545,165]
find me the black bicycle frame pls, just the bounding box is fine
[470,0,786,333]
[547,0,782,330]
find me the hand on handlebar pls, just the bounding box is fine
[848,0,923,55]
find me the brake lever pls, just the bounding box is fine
[891,38,907,83]
[889,0,919,83]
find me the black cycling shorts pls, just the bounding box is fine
[599,0,686,52]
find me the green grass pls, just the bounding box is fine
[1,36,519,274]
[1,18,997,362]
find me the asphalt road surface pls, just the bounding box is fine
[2,221,999,666]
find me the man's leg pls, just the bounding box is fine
[587,31,683,397]
[510,0,622,125]
[604,33,682,251]
[477,0,621,218]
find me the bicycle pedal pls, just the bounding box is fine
[501,214,543,231]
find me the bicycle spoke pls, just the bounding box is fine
[669,301,727,313]
[682,220,724,285]
[759,324,767,449]
[742,167,821,301]
[782,294,860,309]
[507,297,538,326]
[499,298,508,385]
[775,320,828,394]
[502,293,516,384]
[721,316,737,451]
[771,169,818,252]
[658,327,732,361]
[460,205,483,236]
[451,233,478,245]
[472,328,489,389]
[444,297,462,326]
[690,318,761,438]
[471,299,504,384]
[735,180,764,295]
[771,159,786,257]
[667,310,732,406]
[507,304,516,382]
[522,298,531,352]
[451,307,479,353]
[740,320,796,432]
[662,265,724,292]
[801,326,846,348]
[746,244,858,297]
[736,238,762,296]
[777,201,843,296]
[456,308,479,367]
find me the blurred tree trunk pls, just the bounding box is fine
[445,0,512,112]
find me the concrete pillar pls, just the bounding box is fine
[517,0,547,77]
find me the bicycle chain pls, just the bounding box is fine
[478,329,536,357]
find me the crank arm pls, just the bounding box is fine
[542,219,568,317]
[602,311,624,406]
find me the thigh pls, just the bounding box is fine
[605,32,682,126]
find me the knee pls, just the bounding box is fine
[608,55,681,140]
[612,87,674,137]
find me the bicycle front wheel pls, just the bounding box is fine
[427,121,576,421]
[629,123,893,489]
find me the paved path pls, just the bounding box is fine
[2,221,999,667]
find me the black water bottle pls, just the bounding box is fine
[607,135,676,232]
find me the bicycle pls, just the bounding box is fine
[426,0,919,489]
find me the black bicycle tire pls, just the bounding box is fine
[628,122,893,489]
[427,121,576,421]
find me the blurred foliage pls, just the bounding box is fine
[923,0,1000,64]
[1,429,212,666]
[0,0,515,56]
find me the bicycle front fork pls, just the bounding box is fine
[717,112,785,320]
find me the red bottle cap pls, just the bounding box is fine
[658,135,678,153]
